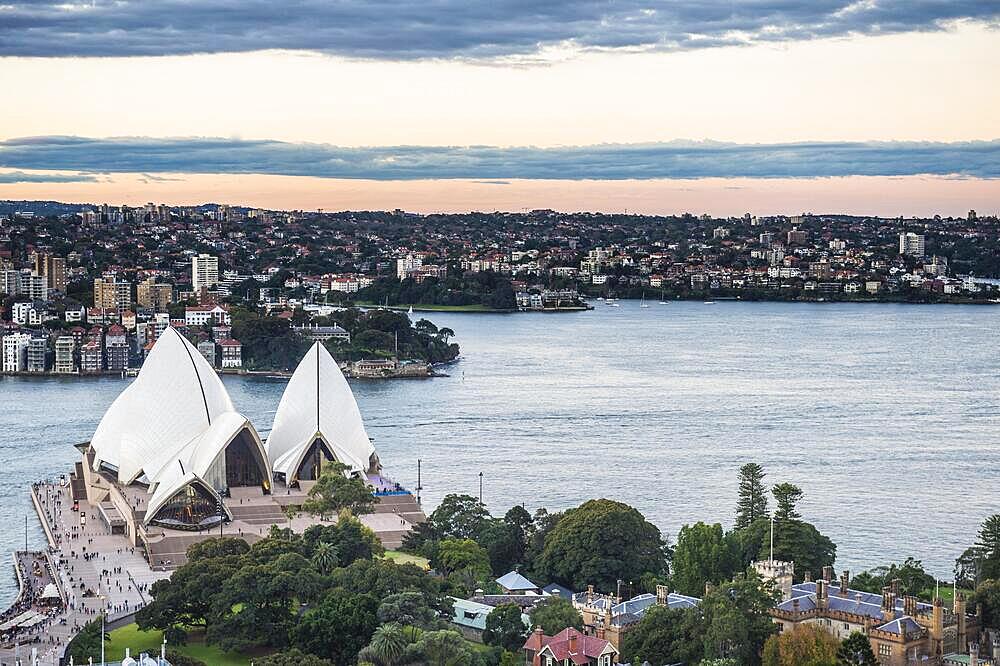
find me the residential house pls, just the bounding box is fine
[54,336,76,374]
[522,627,617,666]
[219,339,242,369]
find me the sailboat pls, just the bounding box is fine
[408,305,414,315]
[659,289,668,305]
[639,292,650,308]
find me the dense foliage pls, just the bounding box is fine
[354,273,517,310]
[534,499,669,591]
[762,623,839,666]
[230,306,459,370]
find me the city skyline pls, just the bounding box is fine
[0,2,998,213]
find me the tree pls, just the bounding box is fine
[377,591,442,630]
[312,541,340,574]
[698,572,779,666]
[163,652,208,666]
[292,588,380,665]
[955,546,987,588]
[358,623,409,666]
[620,606,702,666]
[430,494,492,539]
[255,649,336,666]
[976,514,1000,581]
[437,538,493,580]
[187,537,250,562]
[762,624,838,666]
[672,522,738,597]
[67,617,110,662]
[849,558,934,597]
[478,520,525,575]
[408,630,475,666]
[772,483,803,521]
[534,499,668,591]
[770,520,836,583]
[971,579,1000,629]
[483,604,528,652]
[529,597,583,635]
[836,632,877,666]
[735,463,769,530]
[762,484,836,582]
[301,462,376,519]
[302,516,384,566]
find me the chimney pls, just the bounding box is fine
[804,570,812,583]
[817,580,828,610]
[840,570,849,596]
[890,578,900,597]
[656,584,669,606]
[792,598,800,614]
[970,642,979,666]
[587,585,594,603]
[568,631,578,655]
[881,586,895,621]
[822,566,834,583]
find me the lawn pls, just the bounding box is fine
[383,550,431,569]
[105,623,259,666]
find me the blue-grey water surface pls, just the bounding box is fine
[2,301,998,605]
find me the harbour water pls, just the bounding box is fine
[2,301,999,605]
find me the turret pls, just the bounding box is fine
[954,591,967,653]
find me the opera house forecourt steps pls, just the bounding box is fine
[72,328,426,571]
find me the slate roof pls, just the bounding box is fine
[496,570,539,592]
[877,616,922,635]
[780,581,932,626]
[543,583,575,600]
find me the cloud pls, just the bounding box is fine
[0,170,99,184]
[0,1,997,60]
[0,136,998,181]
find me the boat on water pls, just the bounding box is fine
[597,296,605,301]
[659,289,668,305]
[408,305,414,315]
[704,301,716,305]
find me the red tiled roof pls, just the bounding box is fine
[524,628,613,665]
[218,338,241,347]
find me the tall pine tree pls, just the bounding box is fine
[976,514,1000,581]
[735,463,769,530]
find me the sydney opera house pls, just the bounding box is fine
[72,327,424,567]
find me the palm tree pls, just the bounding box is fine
[364,622,408,666]
[312,542,339,574]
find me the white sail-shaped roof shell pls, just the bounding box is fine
[266,342,377,481]
[89,327,271,524]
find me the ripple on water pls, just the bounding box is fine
[1,301,999,606]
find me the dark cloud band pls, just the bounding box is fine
[0,1,997,59]
[0,170,98,184]
[0,136,997,181]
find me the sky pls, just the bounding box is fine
[0,1,998,216]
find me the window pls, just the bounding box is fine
[149,483,221,531]
[878,644,892,656]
